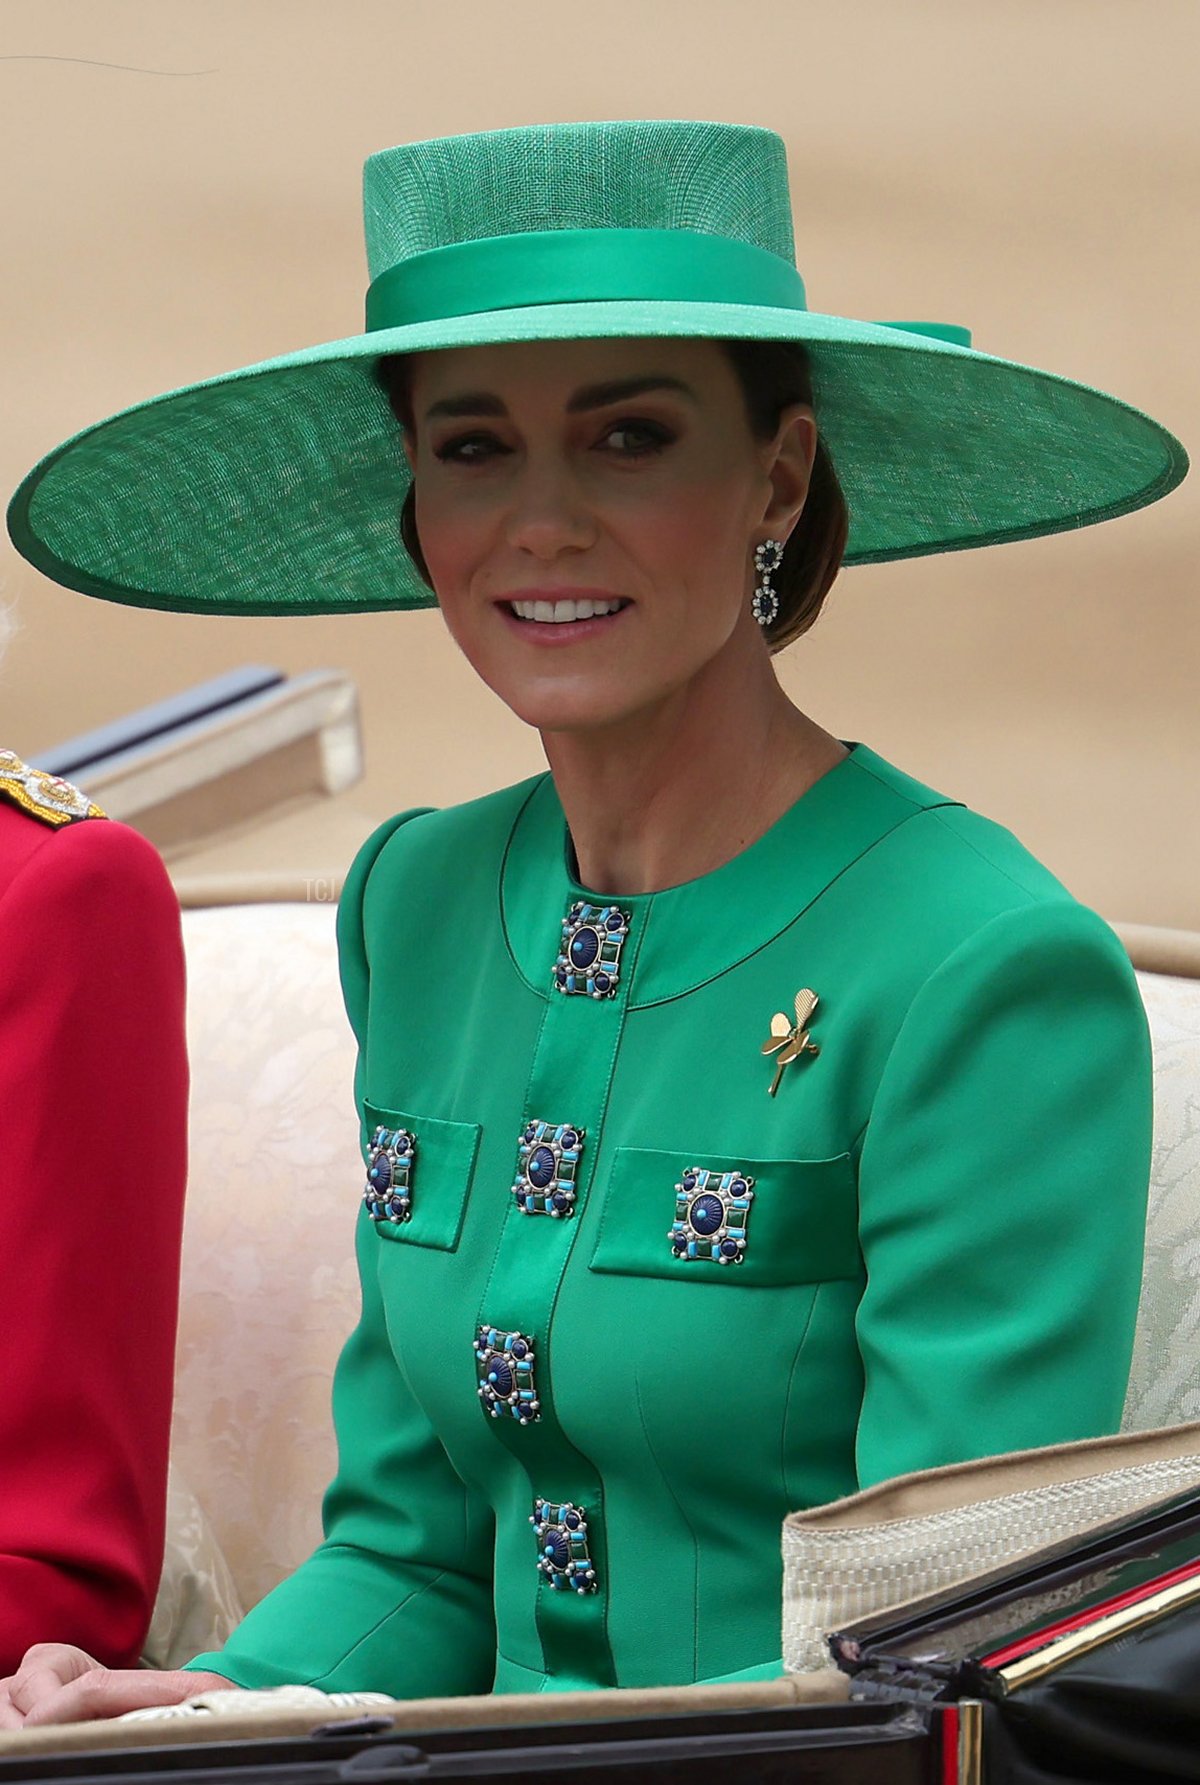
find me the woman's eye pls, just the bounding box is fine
[600,419,674,456]
[433,432,507,464]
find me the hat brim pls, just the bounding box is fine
[7,302,1188,616]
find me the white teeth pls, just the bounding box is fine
[510,597,624,623]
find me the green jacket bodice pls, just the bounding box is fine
[191,743,1151,1695]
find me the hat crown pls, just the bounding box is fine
[362,120,797,279]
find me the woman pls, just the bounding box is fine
[0,118,1186,1722]
[0,614,188,1687]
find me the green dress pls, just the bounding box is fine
[188,743,1151,1694]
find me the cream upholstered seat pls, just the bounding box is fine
[145,899,361,1665]
[148,902,1200,1665]
[1122,955,1200,1431]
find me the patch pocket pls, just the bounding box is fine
[588,1147,858,1287]
[361,1102,481,1251]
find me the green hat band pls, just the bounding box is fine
[365,228,808,332]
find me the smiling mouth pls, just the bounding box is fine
[505,596,631,625]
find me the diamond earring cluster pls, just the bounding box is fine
[752,539,784,628]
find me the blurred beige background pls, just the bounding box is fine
[1,0,1196,924]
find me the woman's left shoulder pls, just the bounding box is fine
[849,744,1068,899]
[845,744,1133,986]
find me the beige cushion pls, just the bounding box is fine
[142,1467,245,1670]
[170,902,363,1612]
[1123,969,1200,1431]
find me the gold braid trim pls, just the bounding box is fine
[0,750,107,827]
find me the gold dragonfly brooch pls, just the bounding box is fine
[761,989,820,1097]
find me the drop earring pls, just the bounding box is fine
[752,539,784,628]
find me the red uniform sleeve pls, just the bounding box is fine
[0,818,188,1672]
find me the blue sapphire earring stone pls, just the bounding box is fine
[363,1126,416,1224]
[668,1167,756,1263]
[531,1498,597,1593]
[513,1119,586,1217]
[475,1327,540,1423]
[555,901,630,998]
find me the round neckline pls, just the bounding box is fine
[561,743,861,906]
[500,743,960,1008]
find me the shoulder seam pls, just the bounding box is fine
[923,805,1064,906]
[845,748,963,817]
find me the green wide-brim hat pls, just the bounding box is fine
[7,120,1188,616]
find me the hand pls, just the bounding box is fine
[0,1645,234,1728]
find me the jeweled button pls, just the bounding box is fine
[531,1498,598,1594]
[554,899,631,999]
[513,1120,586,1217]
[363,1126,416,1226]
[667,1166,757,1263]
[476,1327,540,1424]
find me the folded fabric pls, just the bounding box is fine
[141,1466,244,1671]
[120,1686,394,1723]
[783,1418,1200,1671]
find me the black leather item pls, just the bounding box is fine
[984,1603,1200,1783]
[833,1485,1200,1783]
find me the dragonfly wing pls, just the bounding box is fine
[793,989,818,1026]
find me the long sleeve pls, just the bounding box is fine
[854,898,1151,1489]
[186,811,497,1696]
[0,819,188,1672]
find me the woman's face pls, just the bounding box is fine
[404,337,814,733]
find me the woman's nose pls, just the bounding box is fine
[503,464,596,559]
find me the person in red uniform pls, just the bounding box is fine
[0,748,188,1678]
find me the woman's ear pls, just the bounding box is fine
[761,402,818,538]
[401,431,417,476]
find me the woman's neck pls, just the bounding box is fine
[539,646,847,896]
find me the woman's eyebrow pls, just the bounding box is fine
[424,391,506,421]
[422,375,697,423]
[566,375,697,412]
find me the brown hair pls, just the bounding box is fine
[374,340,848,651]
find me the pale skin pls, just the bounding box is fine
[0,334,845,1728]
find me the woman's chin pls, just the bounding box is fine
[497,680,656,737]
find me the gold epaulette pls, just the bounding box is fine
[0,749,108,827]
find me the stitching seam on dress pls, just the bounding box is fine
[304,1566,452,1688]
[635,1372,701,1681]
[779,1283,824,1507]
